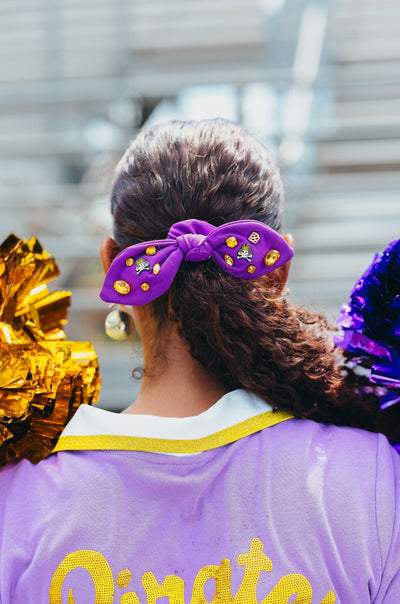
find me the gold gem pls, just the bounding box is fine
[248,231,261,244]
[141,282,150,291]
[145,246,157,256]
[153,263,161,275]
[125,258,134,267]
[224,254,234,266]
[247,264,256,274]
[117,569,132,589]
[226,236,238,248]
[264,249,280,266]
[114,280,130,295]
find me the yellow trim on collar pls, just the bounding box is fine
[53,410,293,454]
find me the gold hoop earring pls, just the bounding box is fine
[105,305,135,341]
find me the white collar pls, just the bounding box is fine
[61,389,271,440]
[54,390,293,456]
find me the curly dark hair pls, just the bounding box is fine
[110,119,380,430]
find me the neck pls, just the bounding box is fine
[122,326,229,417]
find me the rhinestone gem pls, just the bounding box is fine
[125,257,134,267]
[226,236,238,248]
[248,231,261,244]
[141,282,150,291]
[247,264,257,274]
[114,280,131,295]
[224,254,234,266]
[264,249,280,266]
[153,263,161,275]
[146,246,157,256]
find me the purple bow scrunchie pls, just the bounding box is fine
[100,219,293,306]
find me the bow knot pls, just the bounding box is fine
[176,234,213,261]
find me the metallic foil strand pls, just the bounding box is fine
[0,234,101,466]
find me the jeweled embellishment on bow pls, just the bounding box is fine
[145,246,157,256]
[135,257,151,275]
[264,249,280,266]
[226,236,238,248]
[114,280,131,294]
[237,243,253,262]
[224,254,234,266]
[248,231,261,244]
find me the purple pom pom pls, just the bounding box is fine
[336,238,400,412]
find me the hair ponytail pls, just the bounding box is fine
[168,263,380,428]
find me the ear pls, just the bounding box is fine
[100,237,120,273]
[271,233,295,291]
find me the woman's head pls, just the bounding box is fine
[110,119,285,251]
[106,119,291,367]
[103,118,380,429]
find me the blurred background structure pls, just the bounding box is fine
[0,0,399,410]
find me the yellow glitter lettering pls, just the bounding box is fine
[49,550,114,604]
[235,538,273,603]
[142,572,185,604]
[261,573,313,604]
[49,540,335,604]
[190,558,233,604]
[117,569,132,588]
[120,594,140,604]
[320,590,336,603]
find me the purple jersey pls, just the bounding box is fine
[1,390,400,603]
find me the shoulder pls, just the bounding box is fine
[258,417,400,498]
[0,451,84,515]
[0,457,52,509]
[269,415,392,461]
[262,417,400,537]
